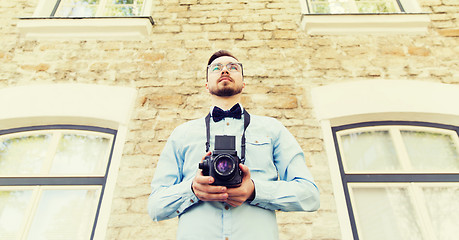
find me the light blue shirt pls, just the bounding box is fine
[148,105,320,240]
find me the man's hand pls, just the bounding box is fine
[225,164,255,207]
[192,152,229,202]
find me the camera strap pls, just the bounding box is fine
[205,109,251,164]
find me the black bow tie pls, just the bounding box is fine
[212,104,242,122]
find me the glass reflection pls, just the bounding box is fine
[0,190,33,239]
[56,0,100,17]
[401,131,459,171]
[27,189,100,240]
[0,134,51,175]
[340,131,399,172]
[308,0,400,14]
[423,186,459,240]
[103,0,144,16]
[352,187,424,240]
[50,134,110,175]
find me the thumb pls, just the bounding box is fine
[239,164,250,178]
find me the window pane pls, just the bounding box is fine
[27,189,100,240]
[55,0,100,17]
[309,0,331,14]
[401,131,459,171]
[423,186,459,240]
[308,0,401,14]
[50,134,111,175]
[103,0,144,16]
[0,134,51,175]
[340,131,400,172]
[352,187,424,240]
[0,190,33,239]
[355,0,398,13]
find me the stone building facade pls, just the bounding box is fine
[0,0,458,239]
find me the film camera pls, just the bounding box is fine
[199,135,243,187]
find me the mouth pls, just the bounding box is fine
[218,76,233,83]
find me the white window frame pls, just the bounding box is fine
[18,0,154,40]
[311,80,459,239]
[299,0,430,35]
[0,84,137,239]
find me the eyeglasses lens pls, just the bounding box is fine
[209,63,241,73]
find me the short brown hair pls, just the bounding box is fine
[207,50,239,66]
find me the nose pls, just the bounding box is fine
[221,66,230,74]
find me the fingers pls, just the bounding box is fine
[193,155,229,202]
[225,198,244,207]
[193,159,254,205]
[239,163,251,179]
[193,178,228,201]
[224,165,255,207]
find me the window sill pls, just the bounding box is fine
[300,13,430,35]
[17,16,154,40]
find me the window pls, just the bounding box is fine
[52,0,147,17]
[333,122,459,240]
[18,0,154,40]
[0,125,116,239]
[306,0,402,14]
[0,84,137,239]
[311,80,459,240]
[299,0,430,35]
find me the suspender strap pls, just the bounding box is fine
[205,110,251,164]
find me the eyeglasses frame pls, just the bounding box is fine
[207,62,243,73]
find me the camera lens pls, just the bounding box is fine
[214,155,235,177]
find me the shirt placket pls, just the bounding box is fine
[213,116,243,240]
[222,118,233,240]
[222,203,232,240]
[223,118,231,134]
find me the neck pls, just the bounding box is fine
[211,94,241,110]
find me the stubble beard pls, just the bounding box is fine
[209,82,243,97]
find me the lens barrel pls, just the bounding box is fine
[213,154,236,179]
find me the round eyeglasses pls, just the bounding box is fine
[207,62,243,73]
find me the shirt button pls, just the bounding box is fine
[176,210,180,214]
[190,199,194,203]
[226,122,230,126]
[225,205,230,210]
[225,238,229,240]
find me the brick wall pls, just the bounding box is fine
[0,0,458,239]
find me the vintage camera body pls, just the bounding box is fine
[199,135,243,187]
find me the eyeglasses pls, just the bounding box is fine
[207,62,243,73]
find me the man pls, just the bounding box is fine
[148,50,320,240]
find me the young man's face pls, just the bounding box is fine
[206,56,244,97]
